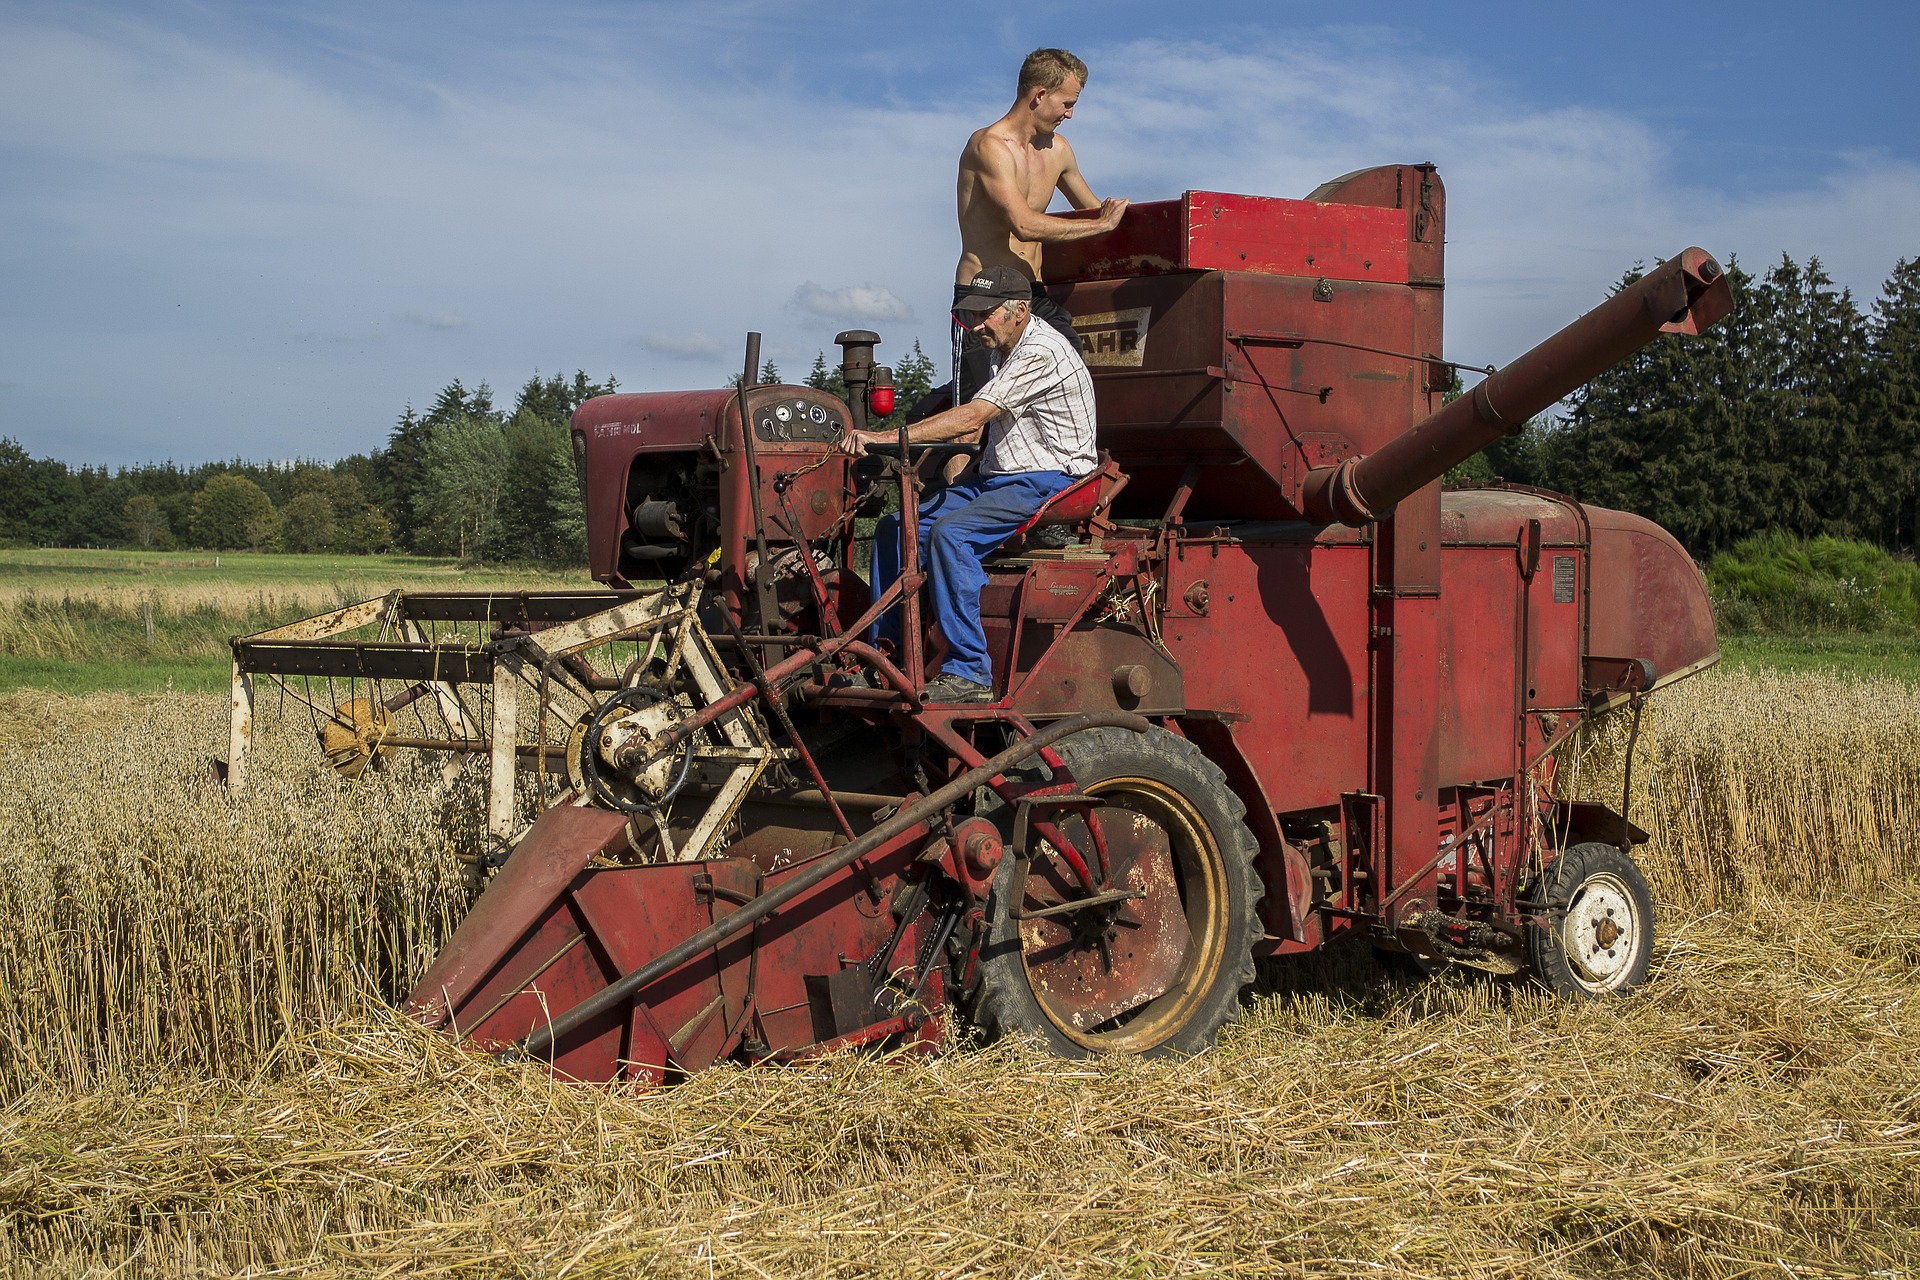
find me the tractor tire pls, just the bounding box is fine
[967,726,1262,1058]
[1524,842,1656,998]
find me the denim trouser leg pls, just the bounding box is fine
[869,481,985,652]
[869,471,1074,685]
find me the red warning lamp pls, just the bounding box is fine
[869,384,896,417]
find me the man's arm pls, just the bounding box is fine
[840,398,999,457]
[972,140,1125,243]
[1054,136,1101,211]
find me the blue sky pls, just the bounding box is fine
[3,0,1915,467]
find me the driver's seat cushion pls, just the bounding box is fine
[1002,451,1128,550]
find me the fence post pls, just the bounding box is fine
[143,600,154,642]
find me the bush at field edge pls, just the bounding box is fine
[1707,530,1920,634]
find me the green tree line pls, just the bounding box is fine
[0,369,619,562]
[0,342,938,565]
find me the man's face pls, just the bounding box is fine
[1030,75,1081,132]
[966,300,1029,353]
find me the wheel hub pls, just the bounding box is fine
[1018,804,1189,1032]
[1565,872,1639,988]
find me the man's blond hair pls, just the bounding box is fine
[1018,48,1088,96]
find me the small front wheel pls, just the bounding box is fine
[1525,842,1655,998]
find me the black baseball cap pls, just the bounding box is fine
[953,265,1034,312]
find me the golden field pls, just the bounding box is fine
[1,669,1917,1277]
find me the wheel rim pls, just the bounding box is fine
[1016,776,1230,1052]
[1562,871,1642,992]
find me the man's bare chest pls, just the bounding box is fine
[986,136,1067,209]
[1009,151,1066,207]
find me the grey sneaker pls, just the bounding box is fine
[922,672,993,704]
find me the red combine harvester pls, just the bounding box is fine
[229,164,1731,1081]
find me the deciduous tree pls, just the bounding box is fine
[190,475,275,550]
[122,494,169,548]
[413,417,509,559]
[280,492,337,554]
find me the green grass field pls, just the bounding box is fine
[4,548,1917,693]
[0,548,596,695]
[1717,632,1920,681]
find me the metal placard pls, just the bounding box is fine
[1552,555,1576,604]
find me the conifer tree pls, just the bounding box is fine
[1867,258,1920,549]
[1540,259,1763,553]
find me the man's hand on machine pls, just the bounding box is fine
[841,398,998,459]
[838,430,886,458]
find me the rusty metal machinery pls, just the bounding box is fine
[230,162,1731,1083]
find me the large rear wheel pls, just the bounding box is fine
[968,726,1261,1057]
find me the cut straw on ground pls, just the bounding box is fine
[1,670,1917,1277]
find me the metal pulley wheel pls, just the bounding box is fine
[571,684,697,814]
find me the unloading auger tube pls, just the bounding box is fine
[511,709,1152,1062]
[1302,247,1732,526]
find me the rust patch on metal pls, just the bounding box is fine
[1020,805,1189,1031]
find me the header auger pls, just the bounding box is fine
[230,164,1731,1082]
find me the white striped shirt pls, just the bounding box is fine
[972,316,1098,478]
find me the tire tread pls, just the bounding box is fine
[966,726,1263,1056]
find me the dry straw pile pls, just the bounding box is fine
[1,671,1917,1277]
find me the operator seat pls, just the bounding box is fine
[992,451,1129,556]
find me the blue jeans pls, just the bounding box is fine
[870,471,1076,686]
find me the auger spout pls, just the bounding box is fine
[1301,247,1733,526]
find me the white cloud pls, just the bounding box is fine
[400,312,467,331]
[0,15,1913,464]
[294,331,386,345]
[789,282,915,324]
[1058,34,1920,365]
[635,332,727,359]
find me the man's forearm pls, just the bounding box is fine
[1010,211,1114,244]
[848,400,994,454]
[901,400,995,445]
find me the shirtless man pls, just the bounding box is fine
[950,48,1128,404]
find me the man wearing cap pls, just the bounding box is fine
[950,46,1128,406]
[841,264,1098,703]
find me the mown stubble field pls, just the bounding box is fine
[1,668,1917,1278]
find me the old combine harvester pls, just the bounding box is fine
[229,164,1731,1081]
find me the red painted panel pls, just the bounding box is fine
[569,859,757,1077]
[404,805,634,1025]
[1392,617,1444,910]
[1043,191,1410,286]
[1188,193,1409,283]
[435,858,761,1085]
[750,840,926,1054]
[447,900,626,1082]
[1042,197,1188,282]
[1527,551,1584,715]
[1436,547,1520,786]
[1434,489,1592,782]
[1058,271,1423,520]
[1164,540,1370,813]
[1586,507,1719,684]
